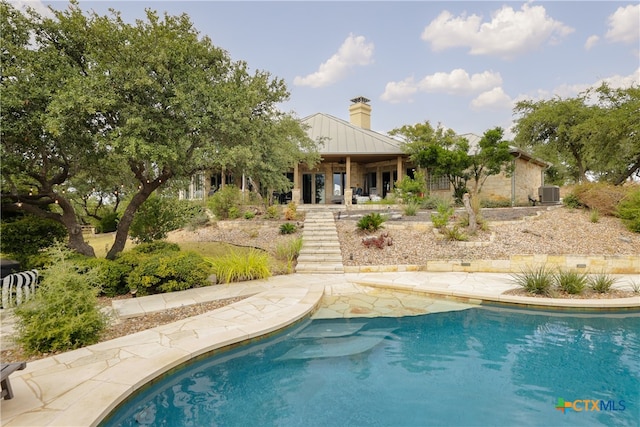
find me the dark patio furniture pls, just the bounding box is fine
[1,362,27,400]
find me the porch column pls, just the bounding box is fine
[292,163,301,204]
[396,156,403,184]
[345,156,353,206]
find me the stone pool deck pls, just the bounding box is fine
[2,271,639,427]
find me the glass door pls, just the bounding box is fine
[302,174,312,204]
[315,174,325,204]
[302,173,326,204]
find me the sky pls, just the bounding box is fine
[13,1,640,139]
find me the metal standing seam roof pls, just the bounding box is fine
[300,114,549,167]
[300,112,404,155]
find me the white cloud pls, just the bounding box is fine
[512,69,640,104]
[605,4,640,44]
[293,33,374,88]
[584,35,600,50]
[470,87,513,111]
[9,0,55,18]
[381,68,503,103]
[421,4,574,59]
[419,69,502,95]
[380,77,418,103]
[593,68,640,89]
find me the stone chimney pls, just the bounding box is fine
[349,96,371,130]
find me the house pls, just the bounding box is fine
[292,97,550,206]
[183,97,550,206]
[293,96,410,205]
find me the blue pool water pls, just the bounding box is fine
[102,307,640,427]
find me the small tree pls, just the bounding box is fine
[208,185,242,219]
[390,121,471,203]
[129,195,187,243]
[14,245,106,354]
[395,170,427,204]
[468,127,513,197]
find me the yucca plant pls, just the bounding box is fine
[511,266,554,295]
[554,270,588,294]
[589,273,618,293]
[279,222,297,234]
[357,212,387,232]
[441,225,468,241]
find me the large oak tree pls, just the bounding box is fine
[512,83,639,185]
[1,1,318,259]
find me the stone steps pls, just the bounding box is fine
[295,210,344,274]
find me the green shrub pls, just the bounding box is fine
[563,193,583,209]
[208,185,242,220]
[132,241,181,254]
[480,197,512,208]
[616,187,640,233]
[403,202,420,216]
[0,214,68,267]
[431,200,454,229]
[185,210,210,231]
[357,212,387,232]
[244,211,256,220]
[228,206,241,219]
[589,273,618,293]
[589,209,600,223]
[265,205,280,219]
[14,247,106,355]
[279,222,297,234]
[129,195,187,243]
[421,196,440,210]
[207,249,271,284]
[511,266,554,295]
[554,270,588,294]
[395,172,426,204]
[126,250,211,295]
[77,257,130,297]
[97,211,119,233]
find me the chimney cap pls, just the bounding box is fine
[350,96,370,104]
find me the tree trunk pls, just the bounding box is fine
[57,197,96,257]
[106,190,150,260]
[463,193,476,234]
[67,224,96,257]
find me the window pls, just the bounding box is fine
[333,172,345,197]
[429,174,450,191]
[193,173,204,199]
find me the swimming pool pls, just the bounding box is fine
[101,306,639,426]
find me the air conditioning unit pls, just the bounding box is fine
[538,185,560,203]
